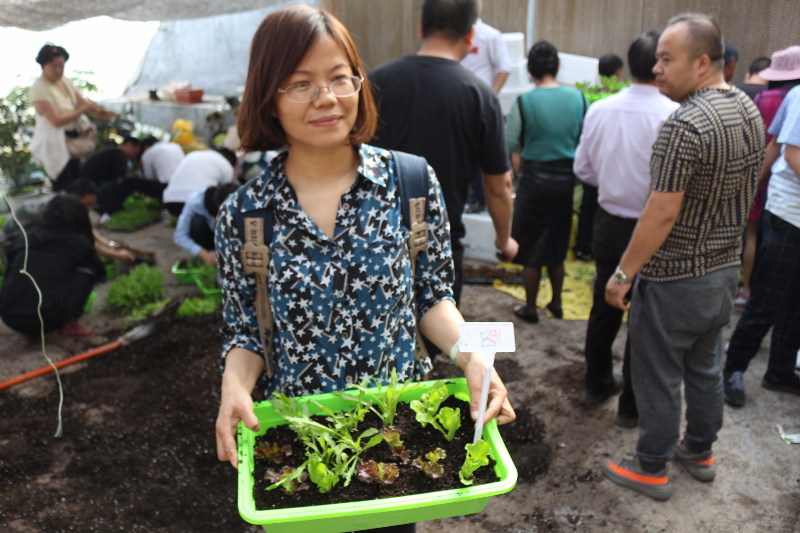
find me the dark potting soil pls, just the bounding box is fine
[253,395,499,510]
[0,312,253,533]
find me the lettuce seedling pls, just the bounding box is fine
[254,442,293,464]
[265,466,310,495]
[357,460,400,485]
[459,439,491,485]
[436,406,461,442]
[308,459,340,494]
[413,448,447,479]
[380,427,411,464]
[409,380,449,434]
[344,369,426,427]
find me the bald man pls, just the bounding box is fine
[601,13,765,500]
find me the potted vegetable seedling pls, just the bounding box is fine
[237,377,517,533]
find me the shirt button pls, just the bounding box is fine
[342,203,350,210]
[342,331,350,339]
[345,376,353,384]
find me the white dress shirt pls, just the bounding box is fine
[141,142,185,184]
[162,150,234,204]
[460,19,512,89]
[573,83,679,219]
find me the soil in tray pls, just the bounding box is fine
[253,395,498,510]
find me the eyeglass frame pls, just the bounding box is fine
[276,75,364,103]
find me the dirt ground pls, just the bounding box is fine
[1,216,799,533]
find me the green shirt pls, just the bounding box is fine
[505,86,588,162]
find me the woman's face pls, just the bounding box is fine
[42,56,66,83]
[274,34,359,152]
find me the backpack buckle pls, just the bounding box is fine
[241,242,271,276]
[407,221,428,256]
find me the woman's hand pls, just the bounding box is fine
[198,249,218,267]
[459,351,516,426]
[216,372,261,469]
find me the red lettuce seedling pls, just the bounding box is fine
[357,459,400,485]
[459,439,491,485]
[254,442,293,464]
[413,448,447,479]
[265,466,310,495]
[380,427,411,464]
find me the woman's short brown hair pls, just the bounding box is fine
[238,5,378,152]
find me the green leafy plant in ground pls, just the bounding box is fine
[102,195,163,231]
[106,264,166,315]
[176,297,219,318]
[194,263,219,289]
[459,439,491,485]
[124,298,170,327]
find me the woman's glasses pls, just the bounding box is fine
[277,76,363,103]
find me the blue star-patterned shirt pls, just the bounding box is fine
[215,145,455,397]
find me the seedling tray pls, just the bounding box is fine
[237,378,517,533]
[171,261,203,285]
[83,291,97,314]
[193,274,221,300]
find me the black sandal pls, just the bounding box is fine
[546,302,563,319]
[514,306,539,324]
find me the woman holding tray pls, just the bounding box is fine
[214,6,515,531]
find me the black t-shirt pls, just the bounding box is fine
[368,56,509,249]
[734,83,768,102]
[81,147,128,185]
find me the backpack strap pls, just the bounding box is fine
[516,95,526,149]
[235,178,276,378]
[391,150,431,361]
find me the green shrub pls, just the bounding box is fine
[106,264,166,314]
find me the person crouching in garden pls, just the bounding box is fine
[173,183,238,267]
[0,195,106,339]
[213,6,515,533]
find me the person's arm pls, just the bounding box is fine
[605,189,685,309]
[73,88,117,120]
[760,137,781,183]
[492,72,509,94]
[785,143,800,178]
[419,300,515,426]
[173,196,206,259]
[214,195,273,468]
[32,99,95,128]
[216,347,265,468]
[483,171,518,260]
[573,110,599,186]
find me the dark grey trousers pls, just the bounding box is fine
[629,266,738,465]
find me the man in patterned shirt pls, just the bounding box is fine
[601,13,765,500]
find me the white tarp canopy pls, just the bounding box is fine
[0,0,292,31]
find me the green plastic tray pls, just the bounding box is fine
[237,378,517,533]
[83,290,97,314]
[105,261,116,280]
[193,273,221,300]
[171,260,203,285]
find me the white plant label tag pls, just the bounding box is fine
[458,322,515,353]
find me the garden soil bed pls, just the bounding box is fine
[253,395,498,510]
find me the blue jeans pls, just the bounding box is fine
[629,267,738,465]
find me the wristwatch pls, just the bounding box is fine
[613,266,632,285]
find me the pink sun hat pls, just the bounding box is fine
[759,45,800,81]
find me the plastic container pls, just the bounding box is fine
[193,273,221,300]
[171,260,202,285]
[83,291,97,314]
[174,88,204,104]
[105,261,116,280]
[237,379,517,533]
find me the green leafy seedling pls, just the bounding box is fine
[413,448,447,479]
[106,264,166,315]
[409,380,449,434]
[343,368,426,427]
[308,459,340,493]
[459,439,491,485]
[175,297,220,318]
[436,406,461,442]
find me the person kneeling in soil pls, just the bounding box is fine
[214,6,515,533]
[173,183,238,267]
[0,195,106,338]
